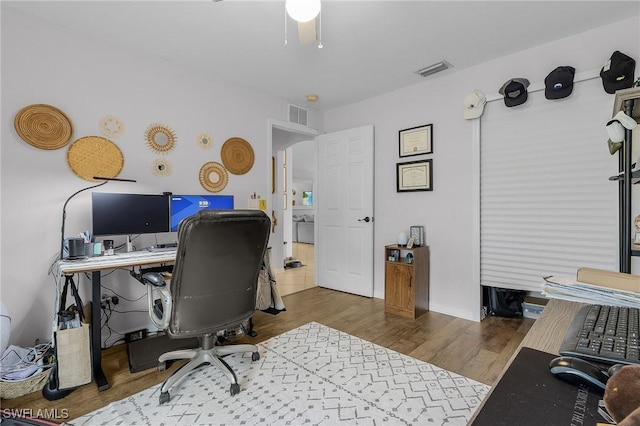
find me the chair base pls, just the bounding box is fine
[157,341,260,404]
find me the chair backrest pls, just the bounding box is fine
[167,209,271,338]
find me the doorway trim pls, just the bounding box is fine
[267,118,321,271]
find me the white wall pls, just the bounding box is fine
[0,8,320,347]
[324,17,640,320]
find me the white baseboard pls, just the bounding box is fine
[428,302,477,322]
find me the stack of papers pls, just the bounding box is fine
[542,276,640,308]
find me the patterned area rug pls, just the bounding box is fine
[68,322,489,425]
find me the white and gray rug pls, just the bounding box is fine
[68,322,489,425]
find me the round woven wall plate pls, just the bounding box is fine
[221,137,254,175]
[199,161,228,193]
[197,133,214,150]
[67,136,124,182]
[14,104,73,150]
[99,114,125,138]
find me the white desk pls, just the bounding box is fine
[55,250,177,390]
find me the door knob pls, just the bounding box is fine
[358,216,371,223]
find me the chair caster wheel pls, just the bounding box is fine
[157,362,167,372]
[252,352,260,362]
[230,383,240,396]
[159,391,170,404]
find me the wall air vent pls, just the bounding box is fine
[288,104,308,126]
[415,60,452,78]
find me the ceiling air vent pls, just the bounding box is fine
[288,104,308,126]
[415,60,452,78]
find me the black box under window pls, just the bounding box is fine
[483,286,526,318]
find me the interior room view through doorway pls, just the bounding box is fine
[276,242,315,296]
[271,122,318,297]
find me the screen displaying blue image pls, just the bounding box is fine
[170,194,234,231]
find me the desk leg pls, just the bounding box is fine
[92,271,109,391]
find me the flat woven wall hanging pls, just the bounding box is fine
[151,158,172,177]
[197,133,214,150]
[145,123,176,154]
[221,137,254,175]
[99,114,125,138]
[14,104,73,150]
[199,161,228,193]
[67,136,124,182]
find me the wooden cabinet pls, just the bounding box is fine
[384,244,429,319]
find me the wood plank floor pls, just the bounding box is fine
[275,242,316,296]
[2,287,534,422]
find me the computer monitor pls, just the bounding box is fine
[92,192,170,236]
[169,194,234,231]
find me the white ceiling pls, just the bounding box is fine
[5,1,640,111]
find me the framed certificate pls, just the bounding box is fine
[399,124,433,157]
[397,159,433,192]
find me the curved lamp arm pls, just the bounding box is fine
[59,176,136,260]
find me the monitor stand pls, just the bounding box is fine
[126,235,133,252]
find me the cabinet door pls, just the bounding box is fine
[385,263,414,312]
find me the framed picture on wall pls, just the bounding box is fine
[399,124,433,157]
[397,159,433,192]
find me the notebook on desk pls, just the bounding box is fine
[471,347,606,426]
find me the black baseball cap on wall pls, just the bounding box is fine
[600,50,636,94]
[544,66,575,100]
[499,78,530,107]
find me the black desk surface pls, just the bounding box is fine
[471,347,607,426]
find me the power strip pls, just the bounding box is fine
[125,329,148,343]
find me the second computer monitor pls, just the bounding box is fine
[169,194,234,232]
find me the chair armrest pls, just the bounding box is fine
[142,272,172,330]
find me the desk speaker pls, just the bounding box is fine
[65,238,86,259]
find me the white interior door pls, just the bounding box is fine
[316,125,374,297]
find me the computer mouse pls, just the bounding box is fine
[549,356,608,392]
[607,363,626,377]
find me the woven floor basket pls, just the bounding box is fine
[0,369,49,399]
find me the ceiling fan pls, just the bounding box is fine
[285,0,323,48]
[213,0,323,47]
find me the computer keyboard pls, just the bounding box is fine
[559,304,639,365]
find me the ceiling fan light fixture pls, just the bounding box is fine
[286,0,321,23]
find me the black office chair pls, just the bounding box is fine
[141,209,270,404]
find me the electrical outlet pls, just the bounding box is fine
[101,295,119,308]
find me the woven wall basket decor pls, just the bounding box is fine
[221,137,254,175]
[99,114,125,138]
[199,161,228,193]
[151,158,172,177]
[197,133,214,150]
[14,104,73,150]
[145,123,176,154]
[67,136,124,182]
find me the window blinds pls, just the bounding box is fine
[480,78,618,292]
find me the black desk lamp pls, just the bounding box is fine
[59,176,136,260]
